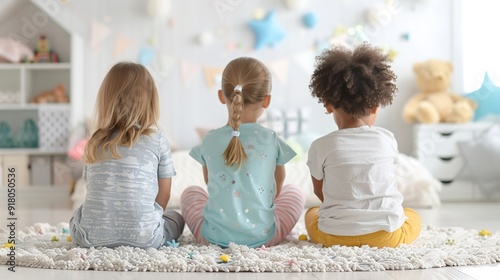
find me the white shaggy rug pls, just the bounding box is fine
[1,223,499,272]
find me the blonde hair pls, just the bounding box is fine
[221,57,272,168]
[84,62,160,163]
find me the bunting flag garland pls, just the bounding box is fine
[180,60,201,86]
[203,67,224,89]
[90,20,111,51]
[269,59,289,84]
[293,50,315,75]
[113,34,135,57]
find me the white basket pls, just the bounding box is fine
[0,90,20,104]
[38,106,70,151]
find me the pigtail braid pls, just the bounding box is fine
[223,90,247,169]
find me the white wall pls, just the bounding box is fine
[31,0,454,153]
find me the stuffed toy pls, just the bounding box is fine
[33,35,59,63]
[31,84,68,103]
[403,59,477,123]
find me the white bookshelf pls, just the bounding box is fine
[0,0,83,189]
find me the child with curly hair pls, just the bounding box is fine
[305,43,421,248]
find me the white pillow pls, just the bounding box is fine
[457,123,500,196]
[395,153,442,208]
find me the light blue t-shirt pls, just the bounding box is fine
[190,123,296,248]
[70,129,176,248]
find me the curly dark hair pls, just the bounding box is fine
[309,43,397,117]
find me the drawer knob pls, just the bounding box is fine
[440,132,454,137]
[439,156,454,161]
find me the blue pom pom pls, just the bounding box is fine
[302,12,317,29]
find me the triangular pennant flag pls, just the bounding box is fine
[179,60,200,86]
[90,20,111,51]
[203,67,224,89]
[269,59,289,84]
[113,34,135,57]
[294,50,315,75]
[139,46,156,66]
[158,54,176,77]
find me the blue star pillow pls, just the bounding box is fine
[457,123,500,197]
[248,11,286,50]
[465,73,500,121]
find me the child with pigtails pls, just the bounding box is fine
[180,57,305,248]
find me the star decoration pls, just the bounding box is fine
[245,208,249,213]
[248,10,286,50]
[256,245,270,251]
[234,191,241,198]
[2,242,14,249]
[479,229,492,237]
[220,208,225,213]
[247,144,254,150]
[288,259,298,266]
[188,251,195,259]
[165,239,179,248]
[465,72,500,121]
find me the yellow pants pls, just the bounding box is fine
[305,207,421,248]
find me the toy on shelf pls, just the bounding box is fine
[0,121,16,148]
[0,37,34,63]
[402,59,477,124]
[17,119,38,148]
[31,84,68,103]
[33,35,59,63]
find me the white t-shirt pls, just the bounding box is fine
[307,126,406,236]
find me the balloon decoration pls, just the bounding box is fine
[248,10,286,50]
[302,12,317,29]
[284,0,309,11]
[465,73,500,121]
[147,0,172,18]
[197,32,214,46]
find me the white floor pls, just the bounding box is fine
[1,187,500,279]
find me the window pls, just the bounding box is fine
[458,0,500,92]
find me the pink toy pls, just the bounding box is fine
[0,37,34,63]
[68,138,87,161]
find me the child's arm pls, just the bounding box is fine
[311,176,324,202]
[156,178,172,210]
[274,165,286,197]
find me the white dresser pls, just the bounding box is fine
[412,122,493,201]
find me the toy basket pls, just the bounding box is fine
[38,106,70,151]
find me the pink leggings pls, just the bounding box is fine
[180,184,305,247]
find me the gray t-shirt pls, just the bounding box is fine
[70,129,176,248]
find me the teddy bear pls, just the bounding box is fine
[31,84,68,104]
[403,59,477,124]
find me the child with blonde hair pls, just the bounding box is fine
[306,43,421,248]
[70,62,184,248]
[180,57,305,248]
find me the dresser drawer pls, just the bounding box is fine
[439,180,475,201]
[415,130,477,158]
[420,156,464,181]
